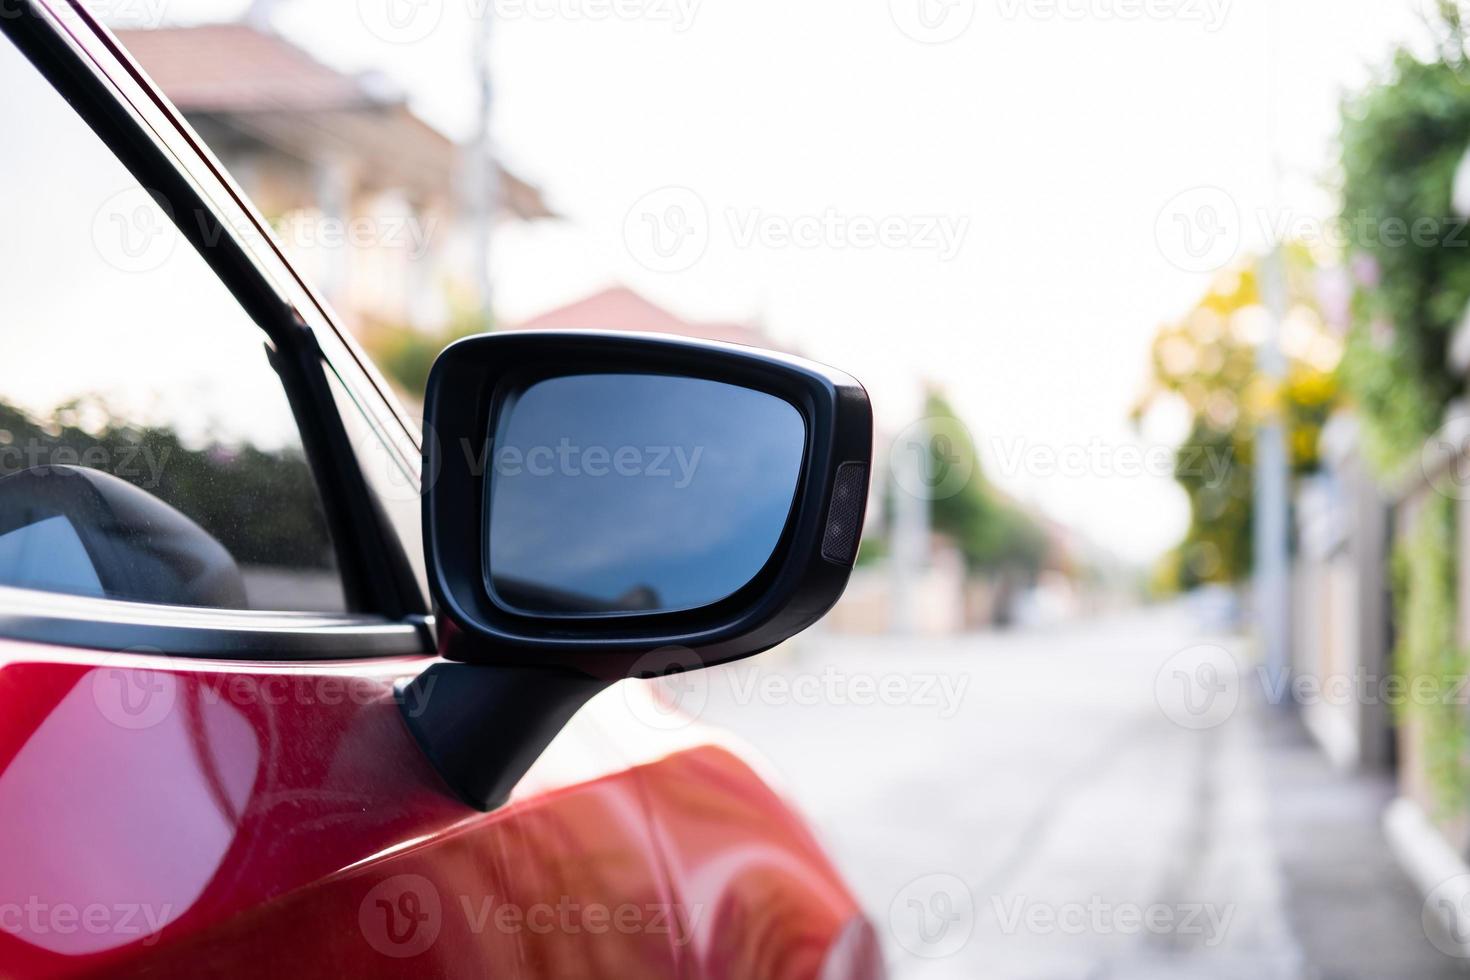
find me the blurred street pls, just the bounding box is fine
[700,607,1462,979]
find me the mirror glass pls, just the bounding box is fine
[486,373,805,615]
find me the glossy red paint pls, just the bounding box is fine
[0,643,878,978]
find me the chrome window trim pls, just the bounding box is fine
[0,586,433,660]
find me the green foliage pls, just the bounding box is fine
[363,309,492,400]
[0,398,334,570]
[854,535,888,568]
[1392,492,1470,812]
[1339,10,1470,471]
[923,394,1048,577]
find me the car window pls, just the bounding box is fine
[0,34,347,613]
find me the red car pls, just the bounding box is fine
[0,3,879,977]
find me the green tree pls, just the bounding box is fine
[1136,251,1340,590]
[1339,0,1470,469]
[923,393,1048,578]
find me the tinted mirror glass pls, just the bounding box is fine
[486,373,805,615]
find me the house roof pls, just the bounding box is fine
[510,287,779,350]
[113,24,554,219]
[114,24,373,113]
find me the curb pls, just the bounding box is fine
[1384,796,1470,958]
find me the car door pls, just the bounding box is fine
[0,4,687,977]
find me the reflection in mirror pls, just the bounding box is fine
[486,374,805,615]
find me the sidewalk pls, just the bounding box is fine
[1256,699,1468,979]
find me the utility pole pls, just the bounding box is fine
[1254,0,1291,688]
[891,407,933,636]
[1255,246,1292,686]
[469,6,498,322]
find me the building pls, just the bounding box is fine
[114,19,552,337]
[509,285,777,349]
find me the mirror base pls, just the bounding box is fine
[397,663,607,811]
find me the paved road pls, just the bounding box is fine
[694,605,1465,979]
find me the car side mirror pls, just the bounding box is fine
[400,331,872,809]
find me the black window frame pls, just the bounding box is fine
[0,0,433,659]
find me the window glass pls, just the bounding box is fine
[0,35,346,612]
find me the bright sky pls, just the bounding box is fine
[109,0,1435,563]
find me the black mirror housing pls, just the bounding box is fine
[423,331,873,681]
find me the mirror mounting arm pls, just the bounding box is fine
[397,662,608,811]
